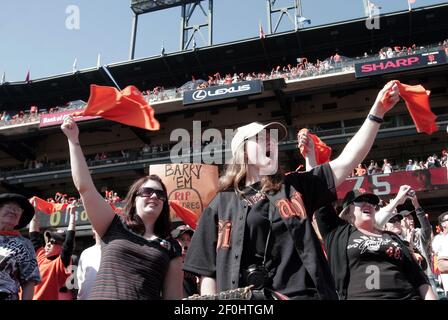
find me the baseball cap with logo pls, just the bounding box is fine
[171,225,194,239]
[230,122,287,157]
[342,188,380,209]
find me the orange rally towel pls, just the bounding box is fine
[169,201,198,230]
[73,85,160,131]
[382,81,438,135]
[30,196,68,215]
[298,129,332,165]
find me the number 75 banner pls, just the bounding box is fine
[336,167,447,199]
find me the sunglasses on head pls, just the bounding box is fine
[136,187,167,201]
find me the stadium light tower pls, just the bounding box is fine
[180,0,213,51]
[129,0,213,59]
[267,0,309,34]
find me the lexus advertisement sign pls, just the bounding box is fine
[183,80,263,105]
[355,50,447,78]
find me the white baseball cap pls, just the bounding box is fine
[230,122,287,157]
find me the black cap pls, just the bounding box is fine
[44,230,66,244]
[342,189,380,209]
[171,225,194,239]
[0,193,35,229]
[388,215,404,223]
[438,211,448,224]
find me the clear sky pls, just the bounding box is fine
[0,0,445,82]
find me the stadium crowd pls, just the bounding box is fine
[351,150,447,177]
[1,84,448,299]
[1,34,448,301]
[0,135,446,179]
[1,39,447,128]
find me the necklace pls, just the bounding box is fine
[239,185,267,206]
[247,185,260,193]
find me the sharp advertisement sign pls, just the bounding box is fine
[355,50,447,78]
[183,80,263,105]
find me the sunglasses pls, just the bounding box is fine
[48,239,62,245]
[388,218,402,223]
[136,187,167,201]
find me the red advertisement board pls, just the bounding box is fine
[354,50,447,78]
[336,167,447,199]
[39,109,100,128]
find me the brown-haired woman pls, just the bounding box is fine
[61,115,183,300]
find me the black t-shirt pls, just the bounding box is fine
[346,229,421,300]
[240,182,270,269]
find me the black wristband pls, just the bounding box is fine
[415,207,424,214]
[368,114,384,124]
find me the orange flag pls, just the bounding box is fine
[395,81,438,135]
[169,200,198,230]
[30,196,69,215]
[73,85,160,131]
[298,128,332,165]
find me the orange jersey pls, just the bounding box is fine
[33,247,71,300]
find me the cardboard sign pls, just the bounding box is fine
[149,164,219,220]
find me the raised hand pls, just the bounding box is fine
[67,200,78,216]
[297,129,315,155]
[395,184,412,205]
[408,189,420,209]
[372,80,400,117]
[61,115,80,143]
[297,129,317,170]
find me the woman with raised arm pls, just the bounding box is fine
[61,115,183,300]
[313,189,436,300]
[300,131,437,300]
[184,82,402,300]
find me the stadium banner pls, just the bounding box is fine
[182,80,263,105]
[31,167,446,228]
[39,109,100,128]
[29,202,124,229]
[354,50,447,78]
[336,167,448,199]
[149,164,219,220]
